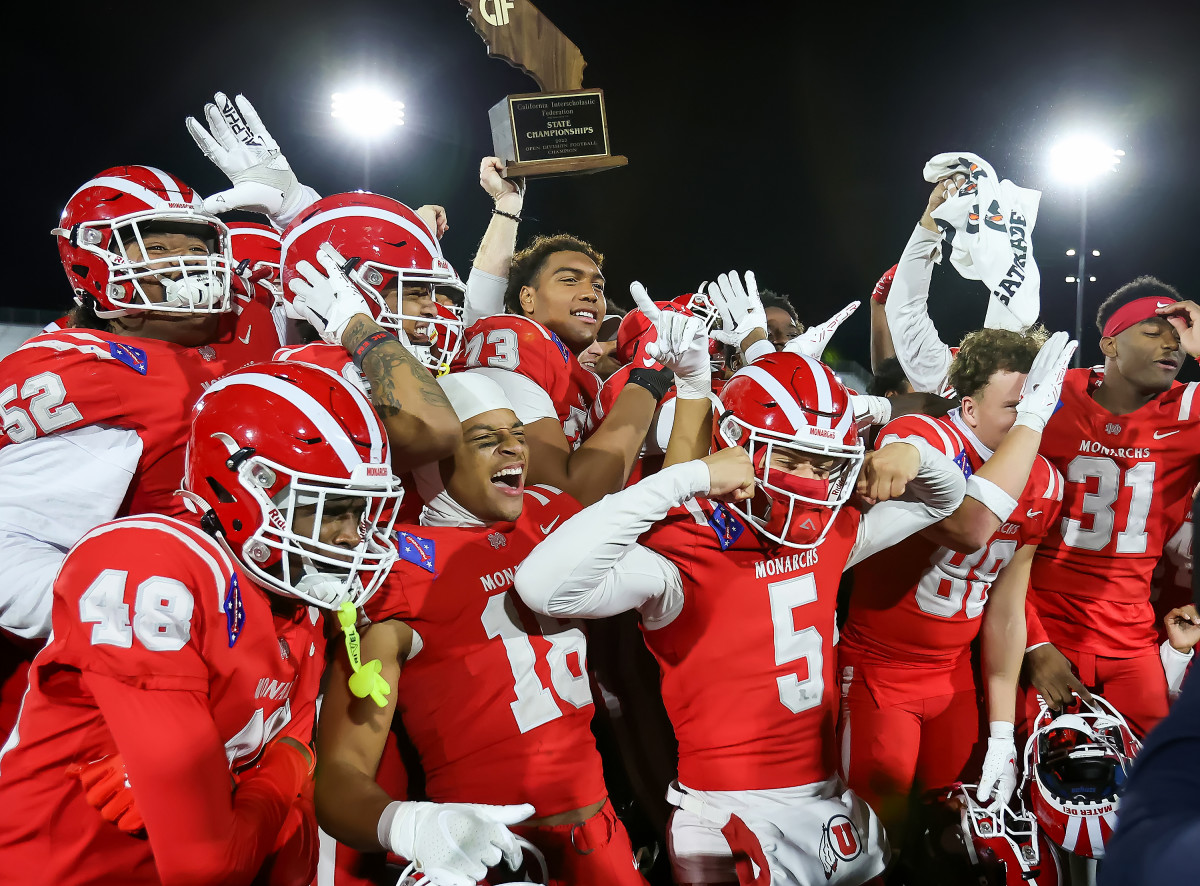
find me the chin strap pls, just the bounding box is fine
[336,601,391,707]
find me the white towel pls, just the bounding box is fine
[923,152,1041,332]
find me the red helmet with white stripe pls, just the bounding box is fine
[280,192,465,374]
[716,352,864,548]
[53,165,233,317]
[228,221,283,298]
[911,784,1062,885]
[181,361,402,610]
[1023,692,1140,859]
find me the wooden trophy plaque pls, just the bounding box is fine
[459,0,628,179]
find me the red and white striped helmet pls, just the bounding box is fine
[280,192,465,374]
[52,165,233,317]
[716,352,864,548]
[182,361,402,610]
[1022,692,1140,859]
[228,221,283,299]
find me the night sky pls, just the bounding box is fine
[10,0,1199,370]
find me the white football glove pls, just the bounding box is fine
[286,243,373,345]
[707,270,767,348]
[1013,330,1077,433]
[976,721,1019,807]
[381,800,534,886]
[185,92,319,229]
[784,300,861,360]
[630,281,712,399]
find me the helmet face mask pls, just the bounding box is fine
[231,452,400,609]
[353,264,464,375]
[54,166,233,317]
[183,363,403,611]
[906,783,1062,886]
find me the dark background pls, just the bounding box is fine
[8,0,1198,369]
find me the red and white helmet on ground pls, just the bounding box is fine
[715,352,864,548]
[52,165,233,317]
[181,361,402,611]
[228,221,283,298]
[908,784,1063,886]
[280,192,465,374]
[1022,692,1141,859]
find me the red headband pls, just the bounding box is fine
[1101,296,1174,339]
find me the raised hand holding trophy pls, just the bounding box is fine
[460,0,629,178]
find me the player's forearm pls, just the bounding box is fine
[928,425,1040,551]
[471,192,522,279]
[314,759,394,852]
[982,598,1025,725]
[464,193,523,326]
[870,299,897,373]
[886,225,953,394]
[515,461,704,619]
[662,396,714,468]
[342,316,462,470]
[564,384,658,506]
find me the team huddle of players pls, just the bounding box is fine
[0,91,1195,886]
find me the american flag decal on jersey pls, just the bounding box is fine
[107,341,148,375]
[953,449,974,480]
[398,531,437,574]
[707,503,745,550]
[548,330,571,363]
[223,573,245,648]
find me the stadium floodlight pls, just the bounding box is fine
[331,89,405,138]
[1048,136,1124,183]
[1050,135,1125,365]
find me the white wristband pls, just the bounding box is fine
[851,394,892,430]
[966,474,1019,522]
[377,800,404,851]
[1161,639,1194,695]
[988,720,1015,741]
[743,338,775,364]
[675,369,713,401]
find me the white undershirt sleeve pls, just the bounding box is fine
[846,436,966,567]
[462,367,557,424]
[0,425,142,637]
[886,224,954,394]
[514,461,709,626]
[464,267,509,327]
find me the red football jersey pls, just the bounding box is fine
[843,413,1064,672]
[205,277,284,370]
[454,316,600,448]
[0,329,236,518]
[0,515,324,884]
[364,485,608,816]
[1032,370,1200,655]
[638,498,863,791]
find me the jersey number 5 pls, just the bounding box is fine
[79,569,195,652]
[768,574,824,714]
[481,592,591,733]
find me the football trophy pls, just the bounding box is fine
[459,0,628,178]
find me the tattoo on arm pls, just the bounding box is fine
[341,316,453,420]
